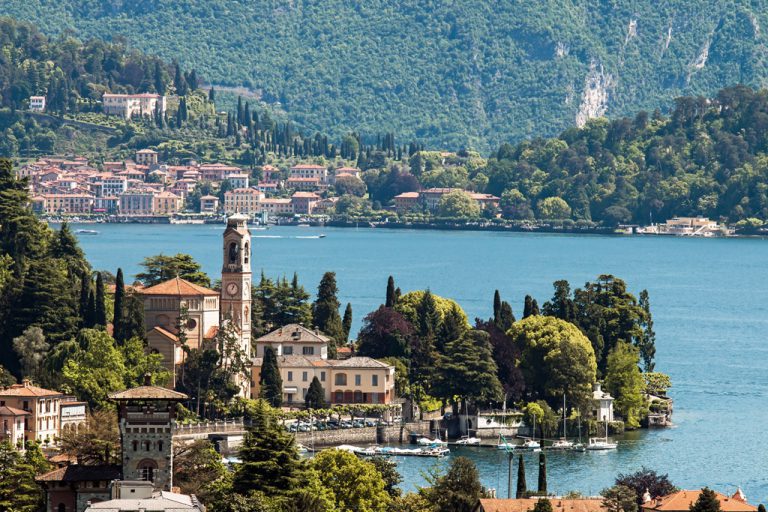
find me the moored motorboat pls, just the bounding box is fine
[549,439,574,450]
[586,438,618,450]
[455,436,481,446]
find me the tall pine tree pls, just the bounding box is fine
[385,276,396,308]
[94,272,106,328]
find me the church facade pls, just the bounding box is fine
[143,214,253,396]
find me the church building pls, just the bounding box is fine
[143,214,253,396]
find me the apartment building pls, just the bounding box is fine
[33,193,95,214]
[0,380,62,444]
[291,191,320,214]
[152,191,183,215]
[29,96,46,112]
[223,188,264,215]
[119,189,155,215]
[257,198,293,216]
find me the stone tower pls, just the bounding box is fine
[109,378,188,491]
[221,213,253,395]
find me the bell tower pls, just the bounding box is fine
[221,214,252,395]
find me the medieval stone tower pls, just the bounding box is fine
[221,213,253,395]
[110,379,188,491]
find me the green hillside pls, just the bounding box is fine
[4,1,768,152]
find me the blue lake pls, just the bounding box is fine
[71,223,768,500]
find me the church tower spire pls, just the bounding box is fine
[221,214,252,396]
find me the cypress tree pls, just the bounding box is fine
[342,303,352,342]
[313,272,344,357]
[86,289,96,328]
[208,86,216,104]
[259,346,282,407]
[516,454,527,498]
[94,272,106,328]
[113,269,126,343]
[123,293,146,341]
[498,301,515,331]
[531,299,540,316]
[79,271,91,325]
[385,276,396,307]
[493,290,502,324]
[523,295,534,319]
[537,451,547,495]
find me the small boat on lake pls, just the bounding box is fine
[75,229,99,235]
[455,436,481,446]
[585,418,618,450]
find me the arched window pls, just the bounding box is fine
[132,440,138,452]
[58,503,66,512]
[158,441,163,452]
[144,440,151,451]
[244,242,250,264]
[334,373,347,386]
[334,391,344,403]
[354,390,363,403]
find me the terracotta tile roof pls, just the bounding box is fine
[149,326,179,342]
[395,192,420,199]
[327,357,392,369]
[140,277,219,297]
[476,499,607,512]
[291,164,326,169]
[0,405,30,416]
[256,324,330,344]
[291,192,320,198]
[109,386,188,401]
[37,464,122,482]
[642,491,757,512]
[0,381,62,398]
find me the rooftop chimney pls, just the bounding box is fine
[143,373,152,386]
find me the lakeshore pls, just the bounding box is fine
[70,223,768,501]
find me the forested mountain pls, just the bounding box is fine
[3,0,768,151]
[482,85,768,225]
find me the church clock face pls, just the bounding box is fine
[226,282,240,297]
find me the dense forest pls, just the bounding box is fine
[3,0,768,151]
[480,85,768,225]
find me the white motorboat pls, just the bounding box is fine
[455,436,481,446]
[549,439,574,450]
[417,437,447,446]
[75,229,99,234]
[520,438,541,450]
[497,440,516,450]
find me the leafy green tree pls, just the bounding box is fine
[233,399,303,498]
[342,302,353,342]
[12,326,48,382]
[62,329,127,409]
[475,319,525,404]
[422,456,485,512]
[542,280,576,323]
[367,456,402,498]
[0,366,14,387]
[437,190,481,218]
[614,467,676,507]
[690,488,722,512]
[516,454,527,498]
[433,330,503,406]
[121,336,171,389]
[305,376,326,409]
[356,307,414,359]
[605,342,647,428]
[174,439,229,504]
[533,498,554,512]
[313,272,344,357]
[643,373,672,396]
[0,440,50,512]
[260,347,282,407]
[508,316,597,409]
[123,291,146,341]
[113,268,127,344]
[311,449,391,512]
[537,197,571,220]
[136,253,211,287]
[60,409,121,465]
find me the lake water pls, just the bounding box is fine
[70,223,768,501]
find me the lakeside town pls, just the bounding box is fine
[3,10,768,512]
